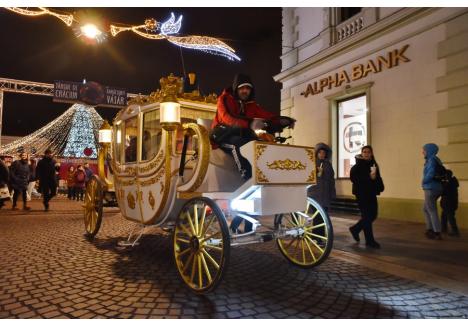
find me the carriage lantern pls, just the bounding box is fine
[98,120,112,144]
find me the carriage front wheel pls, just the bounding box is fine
[83,175,104,238]
[172,197,230,294]
[275,197,333,268]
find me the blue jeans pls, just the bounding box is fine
[423,189,442,233]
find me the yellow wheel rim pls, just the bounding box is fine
[277,201,330,267]
[174,200,225,291]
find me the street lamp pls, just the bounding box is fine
[98,120,112,187]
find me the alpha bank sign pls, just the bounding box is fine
[301,44,410,97]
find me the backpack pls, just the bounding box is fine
[433,161,449,183]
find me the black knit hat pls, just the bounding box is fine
[232,73,255,100]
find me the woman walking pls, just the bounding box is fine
[349,146,384,249]
[422,143,444,240]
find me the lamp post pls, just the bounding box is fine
[98,120,113,187]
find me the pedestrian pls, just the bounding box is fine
[36,149,58,211]
[83,162,93,185]
[349,146,385,249]
[66,165,76,200]
[26,158,37,201]
[74,165,86,201]
[307,143,336,215]
[10,152,31,211]
[422,143,444,240]
[440,169,460,237]
[0,157,10,209]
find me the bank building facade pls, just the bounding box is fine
[275,7,468,227]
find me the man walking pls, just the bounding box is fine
[36,149,58,211]
[10,152,31,211]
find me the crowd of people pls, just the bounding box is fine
[0,149,95,211]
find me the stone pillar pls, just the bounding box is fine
[436,11,468,181]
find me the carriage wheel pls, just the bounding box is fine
[275,197,333,268]
[83,175,103,238]
[172,197,230,294]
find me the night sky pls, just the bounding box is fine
[0,7,282,136]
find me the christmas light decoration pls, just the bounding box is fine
[0,104,103,159]
[4,7,74,27]
[4,8,241,61]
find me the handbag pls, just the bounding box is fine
[0,185,11,199]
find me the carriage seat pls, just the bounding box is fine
[196,118,245,193]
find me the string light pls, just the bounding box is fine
[0,104,103,158]
[4,7,74,27]
[4,8,241,61]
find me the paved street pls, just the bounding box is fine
[0,199,467,318]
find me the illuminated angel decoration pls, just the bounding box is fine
[110,12,241,61]
[4,7,74,26]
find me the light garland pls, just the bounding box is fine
[5,7,74,27]
[0,104,103,159]
[4,8,241,61]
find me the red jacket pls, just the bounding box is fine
[211,89,280,130]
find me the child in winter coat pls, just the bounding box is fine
[440,170,460,237]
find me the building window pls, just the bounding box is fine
[337,94,368,178]
[338,7,362,24]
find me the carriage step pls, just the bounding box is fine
[117,240,140,247]
[261,234,274,242]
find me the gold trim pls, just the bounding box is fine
[177,123,211,193]
[148,191,155,210]
[177,191,202,199]
[267,159,306,171]
[127,192,136,210]
[256,167,269,183]
[139,150,164,174]
[139,168,165,187]
[255,144,268,161]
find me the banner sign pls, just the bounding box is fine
[54,80,127,108]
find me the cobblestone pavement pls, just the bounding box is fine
[0,200,467,318]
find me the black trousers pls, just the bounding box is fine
[219,131,257,180]
[12,189,27,207]
[41,184,57,207]
[441,209,458,232]
[351,195,378,244]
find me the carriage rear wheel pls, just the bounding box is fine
[172,197,230,294]
[275,197,333,268]
[83,175,104,238]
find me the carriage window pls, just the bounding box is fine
[114,123,123,163]
[124,117,138,163]
[142,110,162,161]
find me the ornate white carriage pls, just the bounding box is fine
[84,75,333,294]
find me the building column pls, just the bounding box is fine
[436,11,468,181]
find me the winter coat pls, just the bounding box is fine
[84,167,93,183]
[422,143,444,192]
[211,75,281,140]
[74,170,86,189]
[10,159,30,191]
[0,160,9,187]
[36,156,57,189]
[441,176,459,211]
[307,143,336,208]
[67,171,76,187]
[350,155,384,198]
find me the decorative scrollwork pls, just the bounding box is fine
[148,191,155,210]
[255,144,268,161]
[267,159,306,171]
[256,167,269,183]
[127,192,136,210]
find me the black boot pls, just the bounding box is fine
[349,226,360,242]
[425,229,435,239]
[366,241,381,249]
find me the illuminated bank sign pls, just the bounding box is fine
[301,45,410,97]
[54,80,127,108]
